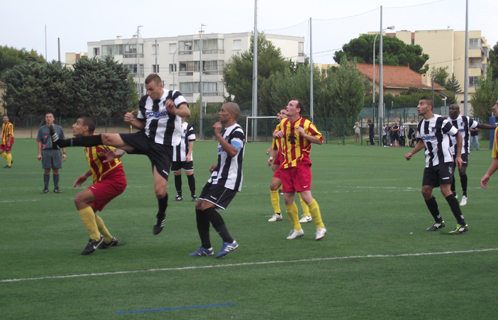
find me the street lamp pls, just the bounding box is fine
[373,25,394,145]
[372,26,394,106]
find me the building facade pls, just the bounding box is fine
[87,32,305,104]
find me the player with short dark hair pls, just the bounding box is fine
[71,117,126,255]
[447,104,496,206]
[171,117,197,202]
[49,74,190,235]
[189,102,244,258]
[405,97,468,234]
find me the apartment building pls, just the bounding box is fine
[87,32,305,104]
[391,29,490,95]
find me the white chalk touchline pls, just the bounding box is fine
[2,248,497,283]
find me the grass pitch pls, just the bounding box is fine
[1,139,497,319]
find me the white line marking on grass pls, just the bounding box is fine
[0,199,40,203]
[2,248,497,283]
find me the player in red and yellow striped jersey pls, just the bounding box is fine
[481,100,498,189]
[273,99,326,240]
[267,108,311,223]
[1,115,14,168]
[72,117,127,255]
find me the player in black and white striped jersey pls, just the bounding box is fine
[405,97,468,234]
[447,104,496,206]
[49,74,190,236]
[171,117,197,202]
[189,102,244,259]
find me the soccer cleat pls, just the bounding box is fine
[188,246,214,257]
[41,188,49,194]
[427,221,445,231]
[286,229,304,240]
[174,195,183,201]
[100,237,118,249]
[48,124,61,149]
[278,189,284,195]
[448,224,468,235]
[460,195,468,206]
[81,235,104,255]
[299,214,312,223]
[3,165,11,168]
[216,240,239,258]
[315,228,327,240]
[191,195,198,202]
[53,187,62,193]
[268,213,282,222]
[153,212,166,235]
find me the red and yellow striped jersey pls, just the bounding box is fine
[279,117,322,168]
[1,122,14,144]
[84,143,123,184]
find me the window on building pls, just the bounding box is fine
[179,41,193,54]
[169,43,177,53]
[179,82,219,94]
[411,39,415,45]
[298,42,304,57]
[152,64,160,73]
[469,38,481,49]
[179,61,199,74]
[169,64,176,73]
[469,76,479,87]
[93,47,100,56]
[233,39,241,50]
[124,64,144,74]
[102,45,123,56]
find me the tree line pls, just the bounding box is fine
[1,55,136,120]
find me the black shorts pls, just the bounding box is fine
[171,161,194,172]
[423,163,455,188]
[120,131,173,180]
[199,182,238,210]
[454,153,469,168]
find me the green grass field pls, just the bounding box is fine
[1,138,497,319]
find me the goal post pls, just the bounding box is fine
[245,116,277,142]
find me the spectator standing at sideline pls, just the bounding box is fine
[470,127,479,151]
[37,112,66,193]
[368,119,375,145]
[399,122,406,147]
[354,122,361,143]
[1,115,14,168]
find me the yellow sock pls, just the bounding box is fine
[95,215,112,243]
[6,153,12,166]
[270,190,281,214]
[1,153,7,161]
[298,193,310,216]
[78,207,101,241]
[309,200,325,229]
[285,202,301,231]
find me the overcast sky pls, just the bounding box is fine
[2,0,497,64]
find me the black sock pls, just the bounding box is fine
[451,180,456,195]
[53,174,59,189]
[174,175,182,196]
[158,193,168,214]
[196,209,211,249]
[425,197,442,223]
[65,135,103,147]
[204,207,233,243]
[187,174,196,196]
[445,194,466,225]
[461,174,468,197]
[43,174,50,189]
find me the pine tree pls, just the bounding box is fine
[445,73,461,93]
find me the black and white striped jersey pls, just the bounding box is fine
[172,122,196,162]
[416,114,459,168]
[447,115,478,156]
[137,90,188,146]
[208,123,245,191]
